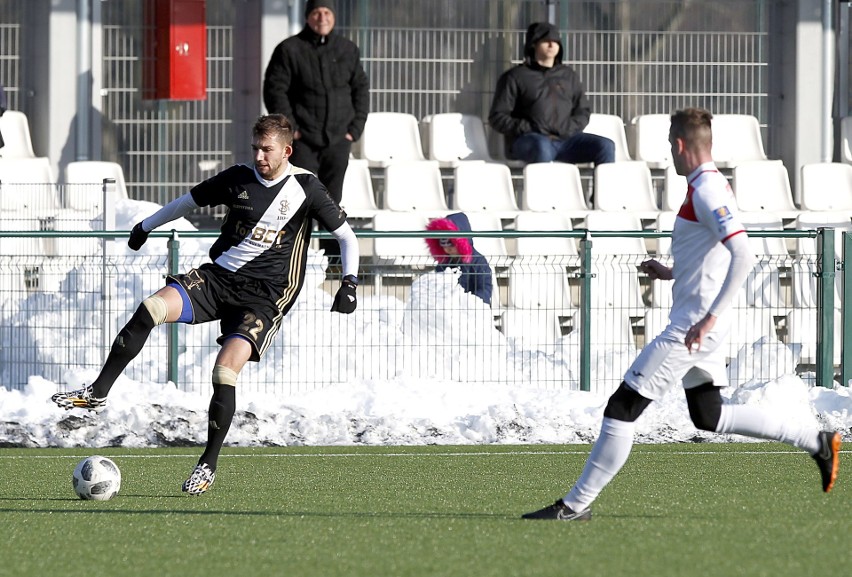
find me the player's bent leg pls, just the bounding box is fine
[182,371,236,496]
[712,386,839,492]
[183,338,249,495]
[197,370,237,469]
[51,292,176,413]
[685,382,722,431]
[93,295,166,394]
[523,383,652,521]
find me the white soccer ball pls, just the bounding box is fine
[72,456,121,501]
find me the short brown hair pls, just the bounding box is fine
[253,114,294,146]
[670,107,713,150]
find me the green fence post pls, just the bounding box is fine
[816,228,835,388]
[579,230,592,392]
[842,232,852,388]
[167,231,180,387]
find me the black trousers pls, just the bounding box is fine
[289,137,352,204]
[290,138,352,261]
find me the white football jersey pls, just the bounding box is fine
[668,162,746,336]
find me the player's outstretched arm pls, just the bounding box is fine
[127,193,201,251]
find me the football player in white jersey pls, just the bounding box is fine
[523,107,840,521]
[51,114,361,495]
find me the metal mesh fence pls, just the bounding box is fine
[0,228,836,397]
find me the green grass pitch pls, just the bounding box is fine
[0,444,847,577]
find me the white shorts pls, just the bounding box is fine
[623,325,729,401]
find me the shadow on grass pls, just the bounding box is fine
[0,501,668,521]
[0,502,523,520]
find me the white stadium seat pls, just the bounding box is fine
[711,114,767,168]
[583,113,632,162]
[593,161,659,219]
[65,161,129,203]
[452,162,519,218]
[0,110,36,158]
[629,113,672,169]
[384,160,448,215]
[732,160,800,220]
[800,163,852,214]
[355,112,425,168]
[522,162,590,216]
[340,158,381,218]
[421,113,494,168]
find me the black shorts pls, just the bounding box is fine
[167,263,286,362]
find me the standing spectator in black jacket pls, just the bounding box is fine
[263,0,369,205]
[489,22,614,166]
[263,0,369,261]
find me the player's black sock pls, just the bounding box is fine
[198,384,236,472]
[91,304,157,398]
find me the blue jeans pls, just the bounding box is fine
[511,132,615,165]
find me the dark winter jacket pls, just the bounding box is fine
[488,22,591,145]
[425,213,493,306]
[263,26,369,149]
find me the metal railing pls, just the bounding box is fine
[0,227,845,397]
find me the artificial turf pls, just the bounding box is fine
[0,444,846,577]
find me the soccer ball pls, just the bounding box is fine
[72,456,121,501]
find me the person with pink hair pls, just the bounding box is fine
[425,212,493,306]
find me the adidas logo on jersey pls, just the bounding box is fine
[237,190,250,200]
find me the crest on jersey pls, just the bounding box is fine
[279,199,290,220]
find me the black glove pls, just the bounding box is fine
[331,275,358,314]
[128,222,150,251]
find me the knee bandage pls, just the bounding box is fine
[141,295,169,326]
[212,365,238,387]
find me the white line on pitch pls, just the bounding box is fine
[1,449,847,459]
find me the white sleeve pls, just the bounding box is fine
[330,221,360,279]
[707,232,755,317]
[140,193,200,232]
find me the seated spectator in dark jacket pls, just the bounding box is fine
[425,213,493,306]
[488,21,614,166]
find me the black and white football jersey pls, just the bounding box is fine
[189,163,346,292]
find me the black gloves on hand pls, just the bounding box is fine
[128,222,150,251]
[331,275,358,314]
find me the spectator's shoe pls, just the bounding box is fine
[50,385,107,413]
[181,463,216,496]
[813,431,841,493]
[522,499,592,521]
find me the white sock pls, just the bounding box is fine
[563,417,635,511]
[715,405,820,454]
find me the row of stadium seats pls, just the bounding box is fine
[0,156,129,257]
[341,156,852,222]
[350,111,769,169]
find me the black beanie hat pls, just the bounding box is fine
[306,0,336,16]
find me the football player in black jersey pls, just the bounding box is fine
[52,114,361,495]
